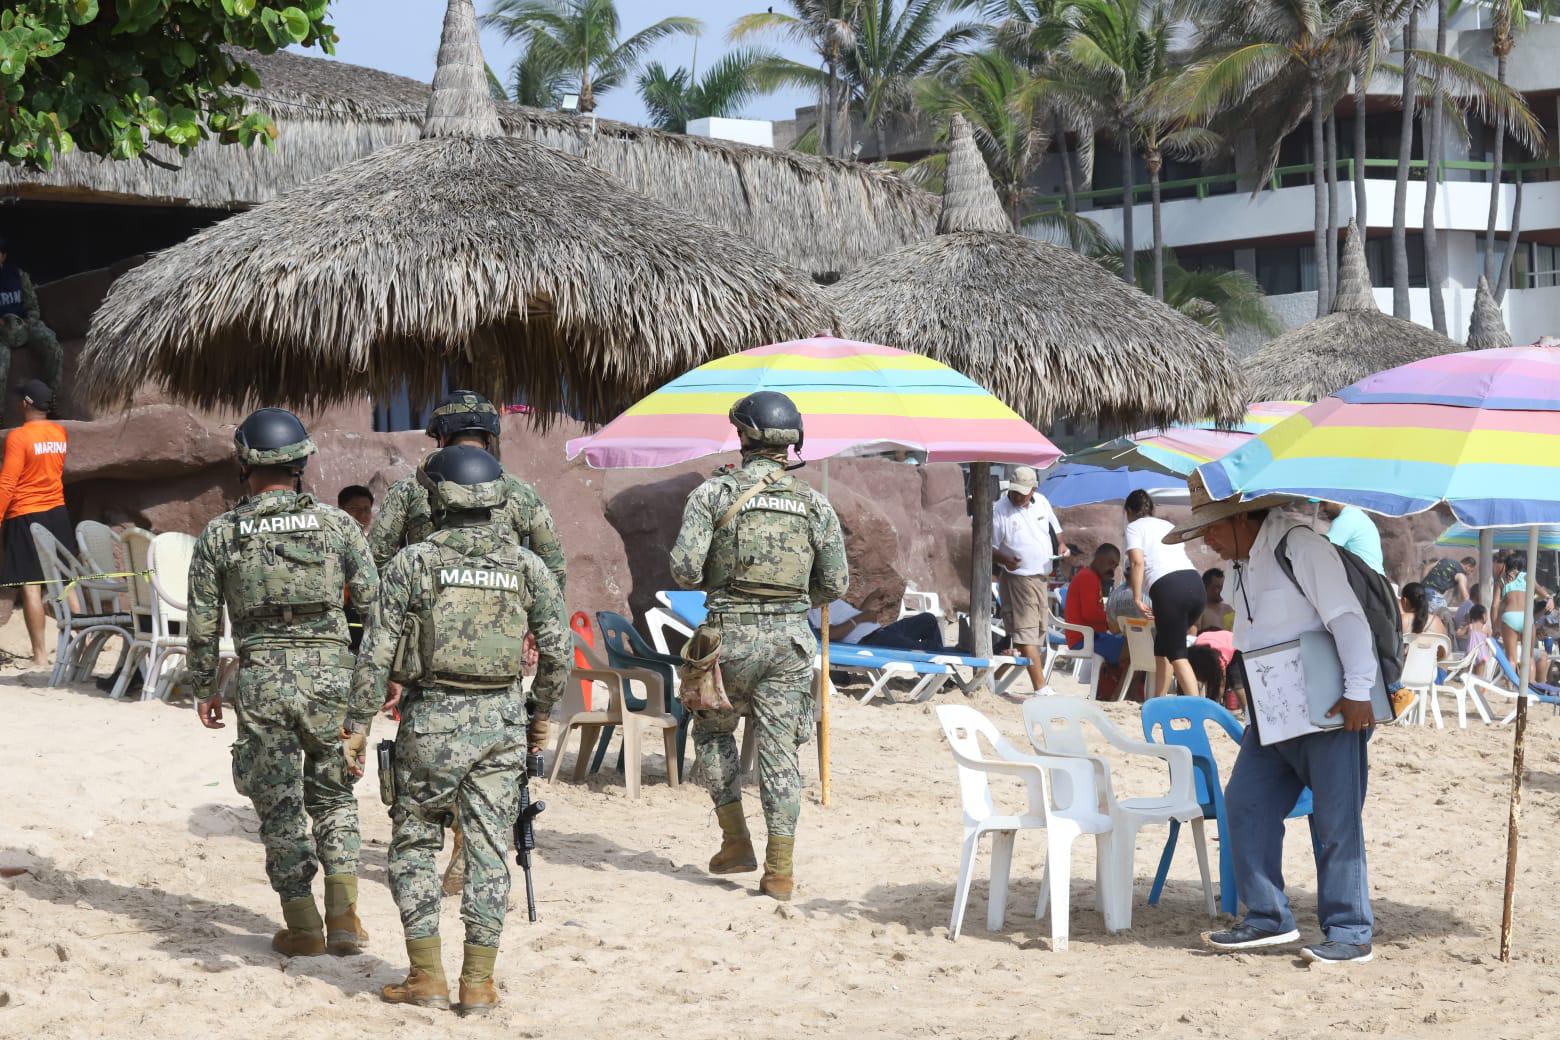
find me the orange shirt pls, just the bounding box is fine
[0,419,67,520]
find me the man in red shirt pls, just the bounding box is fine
[1064,544,1126,676]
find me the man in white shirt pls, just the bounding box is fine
[1165,473,1378,967]
[808,599,951,652]
[991,465,1066,691]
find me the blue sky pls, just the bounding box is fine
[299,0,821,126]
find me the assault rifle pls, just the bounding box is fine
[513,750,546,922]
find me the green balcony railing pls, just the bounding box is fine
[1035,157,1560,213]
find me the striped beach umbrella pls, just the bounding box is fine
[1437,523,1560,551]
[1039,462,1183,508]
[1064,401,1305,477]
[1200,348,1560,527]
[566,335,1061,469]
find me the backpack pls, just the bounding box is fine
[1275,525,1404,692]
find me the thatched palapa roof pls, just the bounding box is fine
[1466,276,1513,350]
[80,0,834,421]
[2,50,932,277]
[830,115,1244,429]
[1243,220,1462,401]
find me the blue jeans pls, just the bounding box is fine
[1092,631,1125,665]
[1226,725,1373,944]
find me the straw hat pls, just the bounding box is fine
[1162,472,1299,545]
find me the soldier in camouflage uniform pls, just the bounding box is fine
[190,408,379,958]
[670,391,848,902]
[355,445,569,1016]
[0,237,63,395]
[367,390,565,591]
[368,390,565,897]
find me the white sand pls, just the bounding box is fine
[3,637,1560,1039]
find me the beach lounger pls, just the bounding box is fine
[1458,640,1560,725]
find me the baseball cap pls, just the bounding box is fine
[15,379,53,409]
[1002,465,1039,493]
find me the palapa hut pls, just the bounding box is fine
[831,114,1244,658]
[1243,220,1463,401]
[1467,276,1514,350]
[2,48,932,283]
[79,0,835,423]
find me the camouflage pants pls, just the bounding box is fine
[230,647,361,902]
[389,688,526,948]
[692,614,815,838]
[0,318,62,391]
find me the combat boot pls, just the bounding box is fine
[272,895,326,957]
[708,801,758,874]
[456,943,499,1018]
[323,874,369,955]
[381,936,451,1010]
[759,835,795,902]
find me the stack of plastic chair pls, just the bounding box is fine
[936,704,1121,950]
[29,523,132,687]
[1140,696,1319,916]
[1022,696,1214,928]
[548,630,678,798]
[593,611,692,781]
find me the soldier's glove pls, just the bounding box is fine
[340,721,369,778]
[526,714,549,750]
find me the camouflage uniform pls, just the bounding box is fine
[355,523,569,948]
[670,454,848,837]
[0,266,62,392]
[368,465,566,593]
[188,488,379,901]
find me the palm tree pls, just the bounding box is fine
[1338,0,1411,235]
[506,43,573,108]
[1482,0,1555,294]
[914,49,1049,226]
[482,0,701,114]
[1048,0,1175,286]
[1390,0,1418,318]
[1420,0,1449,333]
[1181,0,1359,316]
[848,0,981,161]
[1091,246,1283,337]
[731,1,863,158]
[636,48,776,133]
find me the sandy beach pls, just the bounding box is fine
[4,630,1560,1040]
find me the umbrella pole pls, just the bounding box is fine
[970,463,995,678]
[1479,529,1495,612]
[819,460,832,807]
[1498,523,1542,962]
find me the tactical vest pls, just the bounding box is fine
[0,266,23,319]
[719,470,814,600]
[224,496,340,623]
[398,537,531,689]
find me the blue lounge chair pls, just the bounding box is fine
[1141,696,1318,916]
[1462,639,1560,725]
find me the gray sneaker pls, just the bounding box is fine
[1203,923,1302,951]
[1302,941,1373,965]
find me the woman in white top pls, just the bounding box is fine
[1124,489,1205,697]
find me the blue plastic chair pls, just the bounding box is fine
[592,611,690,781]
[1141,696,1317,915]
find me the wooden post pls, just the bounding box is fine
[1499,523,1542,962]
[1479,528,1495,611]
[819,603,831,806]
[970,462,995,672]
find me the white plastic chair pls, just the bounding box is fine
[1398,633,1456,727]
[1045,619,1102,699]
[30,523,133,687]
[1114,618,1157,700]
[936,704,1122,951]
[1021,696,1214,929]
[109,527,156,699]
[899,586,942,620]
[547,633,678,798]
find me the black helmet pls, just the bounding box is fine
[234,408,315,469]
[426,390,501,446]
[416,444,507,515]
[729,391,803,452]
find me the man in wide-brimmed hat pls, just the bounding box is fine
[1165,474,1380,967]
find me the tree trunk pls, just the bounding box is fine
[1485,40,1511,283]
[1422,0,1449,335]
[1056,114,1079,250]
[1149,148,1165,300]
[1310,74,1331,316]
[969,462,994,663]
[1327,113,1341,304]
[1354,67,1369,229]
[1498,174,1523,302]
[875,119,889,165]
[1121,132,1136,285]
[822,60,836,158]
[1393,3,1420,318]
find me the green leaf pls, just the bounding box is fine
[279,7,309,43]
[232,0,255,16]
[174,40,196,67]
[67,0,99,25]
